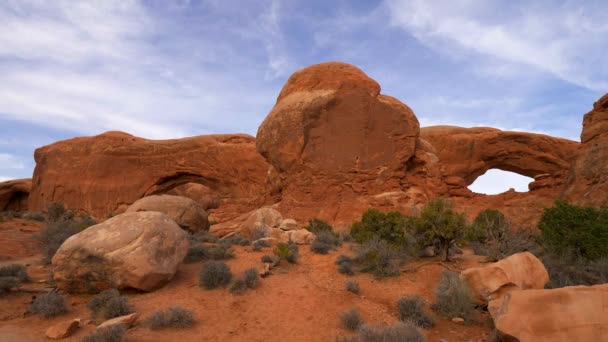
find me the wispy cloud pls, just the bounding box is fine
[0,153,25,170]
[385,0,608,91]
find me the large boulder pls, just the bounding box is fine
[0,178,31,212]
[28,132,275,221]
[563,93,608,205]
[210,207,283,238]
[256,62,421,225]
[126,194,209,233]
[460,252,549,306]
[492,284,608,341]
[52,211,188,293]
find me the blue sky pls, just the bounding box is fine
[0,1,606,194]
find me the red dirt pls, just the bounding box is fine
[0,219,492,342]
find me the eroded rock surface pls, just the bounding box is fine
[52,211,188,293]
[0,179,31,212]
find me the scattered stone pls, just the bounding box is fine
[97,313,139,330]
[451,317,464,324]
[45,319,80,339]
[287,229,315,244]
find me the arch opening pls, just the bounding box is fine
[468,169,534,195]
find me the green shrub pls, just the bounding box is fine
[145,307,194,329]
[432,271,474,321]
[354,238,401,279]
[416,198,468,261]
[346,322,425,342]
[38,208,97,264]
[350,209,414,246]
[345,280,360,294]
[31,292,67,318]
[397,296,434,328]
[468,209,508,243]
[87,289,132,319]
[539,201,608,260]
[81,324,127,342]
[199,261,232,289]
[0,264,28,282]
[274,242,299,264]
[0,277,19,293]
[340,309,363,331]
[306,218,333,234]
[22,212,45,222]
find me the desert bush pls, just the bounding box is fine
[397,296,434,328]
[310,240,333,254]
[0,264,28,282]
[188,231,219,244]
[468,209,508,243]
[340,309,363,331]
[251,226,268,241]
[416,198,468,261]
[351,209,414,246]
[205,244,235,260]
[243,268,260,288]
[539,201,608,260]
[0,276,19,293]
[432,271,474,321]
[145,306,194,329]
[542,253,608,288]
[252,239,271,251]
[199,261,232,289]
[274,242,299,263]
[38,206,97,264]
[22,212,45,222]
[345,280,360,294]
[306,218,333,234]
[87,289,132,320]
[470,230,541,261]
[1,210,23,219]
[229,277,247,294]
[354,238,401,279]
[340,232,354,243]
[81,324,127,342]
[222,234,251,246]
[184,245,207,263]
[261,254,280,267]
[336,254,355,275]
[343,322,425,342]
[31,292,67,318]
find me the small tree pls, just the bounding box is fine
[350,209,414,246]
[468,209,508,243]
[416,198,468,261]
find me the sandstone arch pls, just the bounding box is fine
[0,179,31,211]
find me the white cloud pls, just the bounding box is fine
[468,169,533,195]
[385,0,608,91]
[0,153,25,170]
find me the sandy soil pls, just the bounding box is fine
[0,218,493,342]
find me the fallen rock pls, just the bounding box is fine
[126,194,209,232]
[279,219,298,231]
[460,252,548,306]
[0,178,31,212]
[240,208,283,238]
[97,313,139,329]
[52,212,188,293]
[451,317,464,324]
[420,246,435,258]
[287,229,315,245]
[45,319,80,339]
[493,284,608,342]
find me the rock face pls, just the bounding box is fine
[563,93,608,205]
[256,62,421,226]
[52,211,188,293]
[126,194,209,233]
[460,252,549,306]
[493,284,608,341]
[0,179,31,212]
[28,132,274,221]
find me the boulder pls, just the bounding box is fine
[460,252,548,305]
[287,229,315,245]
[97,313,139,329]
[45,319,80,339]
[0,178,31,212]
[279,219,298,231]
[563,93,608,205]
[126,194,209,232]
[28,132,275,222]
[492,284,608,342]
[52,212,188,293]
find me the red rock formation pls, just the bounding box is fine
[563,93,608,205]
[0,179,31,211]
[256,62,424,227]
[29,132,274,221]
